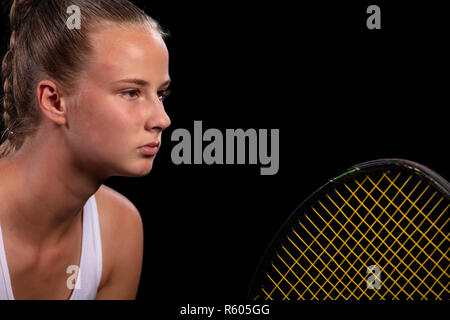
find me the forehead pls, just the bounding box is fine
[86,24,169,81]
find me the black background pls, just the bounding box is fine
[0,0,448,318]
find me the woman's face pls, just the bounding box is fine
[67,24,171,178]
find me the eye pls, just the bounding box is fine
[121,89,140,100]
[158,89,171,102]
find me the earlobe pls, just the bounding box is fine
[37,80,67,125]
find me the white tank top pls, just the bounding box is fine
[0,194,103,300]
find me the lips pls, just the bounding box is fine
[138,141,160,156]
[143,141,160,148]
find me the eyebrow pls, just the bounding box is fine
[114,78,171,88]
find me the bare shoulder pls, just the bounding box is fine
[94,184,143,240]
[95,184,140,217]
[94,184,144,299]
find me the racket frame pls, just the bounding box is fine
[248,158,450,300]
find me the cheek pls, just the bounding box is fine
[74,93,141,154]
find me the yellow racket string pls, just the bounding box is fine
[266,174,382,300]
[259,171,449,300]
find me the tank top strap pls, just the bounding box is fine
[0,223,14,299]
[0,194,103,300]
[70,194,103,300]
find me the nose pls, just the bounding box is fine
[144,99,171,132]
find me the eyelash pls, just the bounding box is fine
[121,89,171,102]
[122,89,140,99]
[158,89,171,102]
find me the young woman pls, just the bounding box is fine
[0,0,171,299]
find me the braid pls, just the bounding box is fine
[1,0,39,152]
[1,31,19,144]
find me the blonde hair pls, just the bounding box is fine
[1,0,168,157]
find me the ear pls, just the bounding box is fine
[37,80,68,125]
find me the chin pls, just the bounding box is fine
[111,158,154,178]
[132,159,155,177]
[136,166,153,177]
[106,150,159,177]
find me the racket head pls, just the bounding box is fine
[249,158,450,300]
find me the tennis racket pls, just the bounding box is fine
[249,159,449,300]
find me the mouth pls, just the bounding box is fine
[138,141,160,156]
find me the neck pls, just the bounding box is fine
[0,129,105,247]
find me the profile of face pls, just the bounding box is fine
[63,24,171,178]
